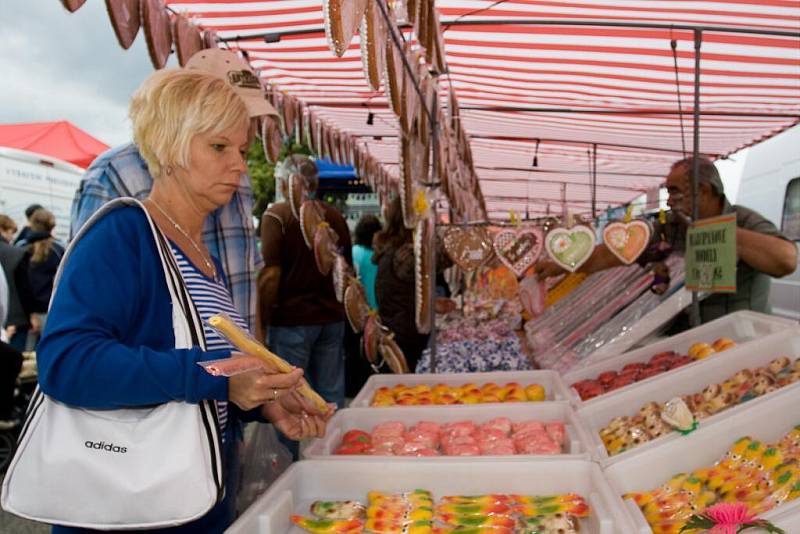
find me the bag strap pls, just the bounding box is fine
[49,198,224,499]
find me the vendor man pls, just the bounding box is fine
[536,156,797,326]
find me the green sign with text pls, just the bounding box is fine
[685,214,737,293]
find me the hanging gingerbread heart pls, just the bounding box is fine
[545,225,596,273]
[602,220,652,265]
[261,116,282,165]
[378,333,410,374]
[323,0,367,57]
[363,313,381,365]
[332,255,350,303]
[414,216,434,335]
[313,222,339,276]
[443,227,494,273]
[300,200,324,249]
[493,227,544,278]
[360,0,386,91]
[344,281,370,333]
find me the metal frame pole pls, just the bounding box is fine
[690,29,703,327]
[232,18,800,43]
[591,143,598,219]
[428,76,440,374]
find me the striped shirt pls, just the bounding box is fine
[170,243,249,438]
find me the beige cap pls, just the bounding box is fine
[185,49,279,119]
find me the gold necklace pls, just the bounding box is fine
[148,199,218,280]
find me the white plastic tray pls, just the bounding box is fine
[602,385,800,534]
[350,370,570,408]
[302,402,594,459]
[564,311,797,406]
[227,459,635,534]
[575,327,800,464]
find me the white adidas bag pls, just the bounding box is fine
[1,199,224,530]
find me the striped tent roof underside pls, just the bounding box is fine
[165,0,799,219]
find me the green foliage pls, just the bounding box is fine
[247,136,314,220]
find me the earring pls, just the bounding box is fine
[164,165,173,176]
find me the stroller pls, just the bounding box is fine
[0,351,37,472]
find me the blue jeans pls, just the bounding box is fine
[268,322,346,409]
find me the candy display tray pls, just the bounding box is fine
[575,327,800,465]
[226,459,635,534]
[350,370,570,408]
[302,402,594,460]
[602,385,800,534]
[564,310,797,407]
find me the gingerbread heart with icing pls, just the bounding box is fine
[602,220,652,265]
[323,0,367,57]
[493,228,544,278]
[344,281,370,333]
[545,225,595,273]
[443,227,493,273]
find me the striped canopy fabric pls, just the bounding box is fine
[158,1,800,219]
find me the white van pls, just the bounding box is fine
[736,125,800,320]
[0,147,83,243]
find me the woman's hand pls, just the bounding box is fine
[227,353,304,411]
[262,390,333,440]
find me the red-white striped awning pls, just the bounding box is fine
[161,1,800,217]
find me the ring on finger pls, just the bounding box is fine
[268,388,278,402]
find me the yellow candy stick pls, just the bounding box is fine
[207,314,330,412]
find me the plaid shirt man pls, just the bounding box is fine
[70,143,262,332]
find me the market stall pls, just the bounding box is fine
[51,2,800,534]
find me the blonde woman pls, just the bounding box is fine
[34,68,330,533]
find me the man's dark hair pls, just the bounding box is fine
[671,156,724,197]
[25,204,44,219]
[354,214,382,248]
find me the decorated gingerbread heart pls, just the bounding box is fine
[603,220,652,265]
[443,227,493,273]
[545,225,595,273]
[323,0,367,57]
[493,228,544,278]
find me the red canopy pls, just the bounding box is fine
[0,121,109,169]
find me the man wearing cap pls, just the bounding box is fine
[70,49,279,333]
[536,156,797,327]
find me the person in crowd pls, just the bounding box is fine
[352,214,381,309]
[70,49,267,334]
[0,265,23,430]
[12,204,43,245]
[536,156,798,327]
[345,214,381,396]
[372,197,452,371]
[0,215,37,353]
[35,68,330,534]
[258,155,352,412]
[15,208,65,349]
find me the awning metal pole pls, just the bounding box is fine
[690,29,703,327]
[225,17,800,42]
[428,78,440,374]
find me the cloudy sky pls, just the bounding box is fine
[0,0,178,147]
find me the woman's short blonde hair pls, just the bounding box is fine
[129,69,250,178]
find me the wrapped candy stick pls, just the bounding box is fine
[435,513,516,528]
[291,516,363,534]
[207,314,330,412]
